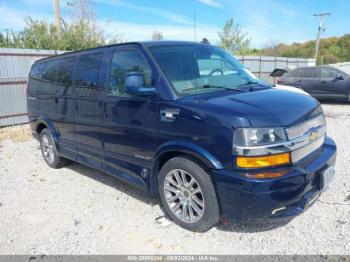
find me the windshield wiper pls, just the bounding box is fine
[201,84,247,92]
[183,84,248,94]
[237,81,266,91]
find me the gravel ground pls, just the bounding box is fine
[0,103,349,255]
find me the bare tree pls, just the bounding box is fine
[152,31,164,41]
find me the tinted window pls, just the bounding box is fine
[29,60,58,95]
[289,69,301,77]
[57,57,76,86]
[107,50,152,96]
[75,53,102,97]
[321,67,340,78]
[30,60,58,82]
[42,60,58,82]
[301,68,320,78]
[30,63,44,80]
[57,56,76,96]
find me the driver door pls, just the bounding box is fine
[102,45,158,190]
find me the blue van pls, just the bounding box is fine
[27,41,337,232]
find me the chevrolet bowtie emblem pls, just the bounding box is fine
[309,131,318,142]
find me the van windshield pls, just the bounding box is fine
[149,44,263,95]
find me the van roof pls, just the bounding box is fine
[36,41,208,62]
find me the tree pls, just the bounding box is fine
[0,0,124,50]
[217,18,251,55]
[152,31,164,41]
[258,34,350,65]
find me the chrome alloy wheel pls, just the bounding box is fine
[41,134,55,165]
[163,169,205,223]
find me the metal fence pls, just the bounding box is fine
[0,47,316,127]
[235,55,316,83]
[0,48,64,126]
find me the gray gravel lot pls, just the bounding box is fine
[0,103,349,255]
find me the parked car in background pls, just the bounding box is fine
[245,68,308,95]
[278,66,350,101]
[27,41,337,232]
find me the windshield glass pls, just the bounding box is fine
[149,44,263,95]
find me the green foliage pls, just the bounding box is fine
[217,18,251,55]
[0,0,123,50]
[258,35,350,65]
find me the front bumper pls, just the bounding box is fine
[213,136,337,222]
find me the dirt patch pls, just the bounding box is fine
[0,124,32,143]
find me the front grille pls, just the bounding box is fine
[291,134,325,163]
[288,114,327,163]
[286,114,326,140]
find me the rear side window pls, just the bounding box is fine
[289,69,301,77]
[75,53,103,97]
[107,49,152,96]
[300,68,320,78]
[29,59,58,95]
[57,56,76,96]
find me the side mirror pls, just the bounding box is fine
[335,74,344,80]
[125,72,155,96]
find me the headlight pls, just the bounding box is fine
[233,127,287,147]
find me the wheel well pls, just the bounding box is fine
[150,151,213,194]
[36,123,47,135]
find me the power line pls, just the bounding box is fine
[313,12,331,62]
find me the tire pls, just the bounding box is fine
[39,128,69,169]
[158,156,220,232]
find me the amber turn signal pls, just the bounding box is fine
[236,153,290,168]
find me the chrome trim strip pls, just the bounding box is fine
[291,135,325,163]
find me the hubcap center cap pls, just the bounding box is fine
[180,188,191,200]
[183,190,190,198]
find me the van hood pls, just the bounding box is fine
[194,89,320,127]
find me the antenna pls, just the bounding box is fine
[313,12,331,61]
[193,10,197,43]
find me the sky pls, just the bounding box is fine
[0,0,349,48]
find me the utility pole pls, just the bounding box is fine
[53,0,61,34]
[193,10,197,43]
[313,12,331,62]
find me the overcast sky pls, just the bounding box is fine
[0,0,348,47]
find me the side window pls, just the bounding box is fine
[321,67,339,78]
[29,60,58,95]
[290,69,300,77]
[75,53,103,97]
[303,68,320,78]
[107,49,152,96]
[42,60,58,83]
[57,56,76,96]
[30,63,45,80]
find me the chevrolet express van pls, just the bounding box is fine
[27,41,337,232]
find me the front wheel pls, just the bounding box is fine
[158,156,220,232]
